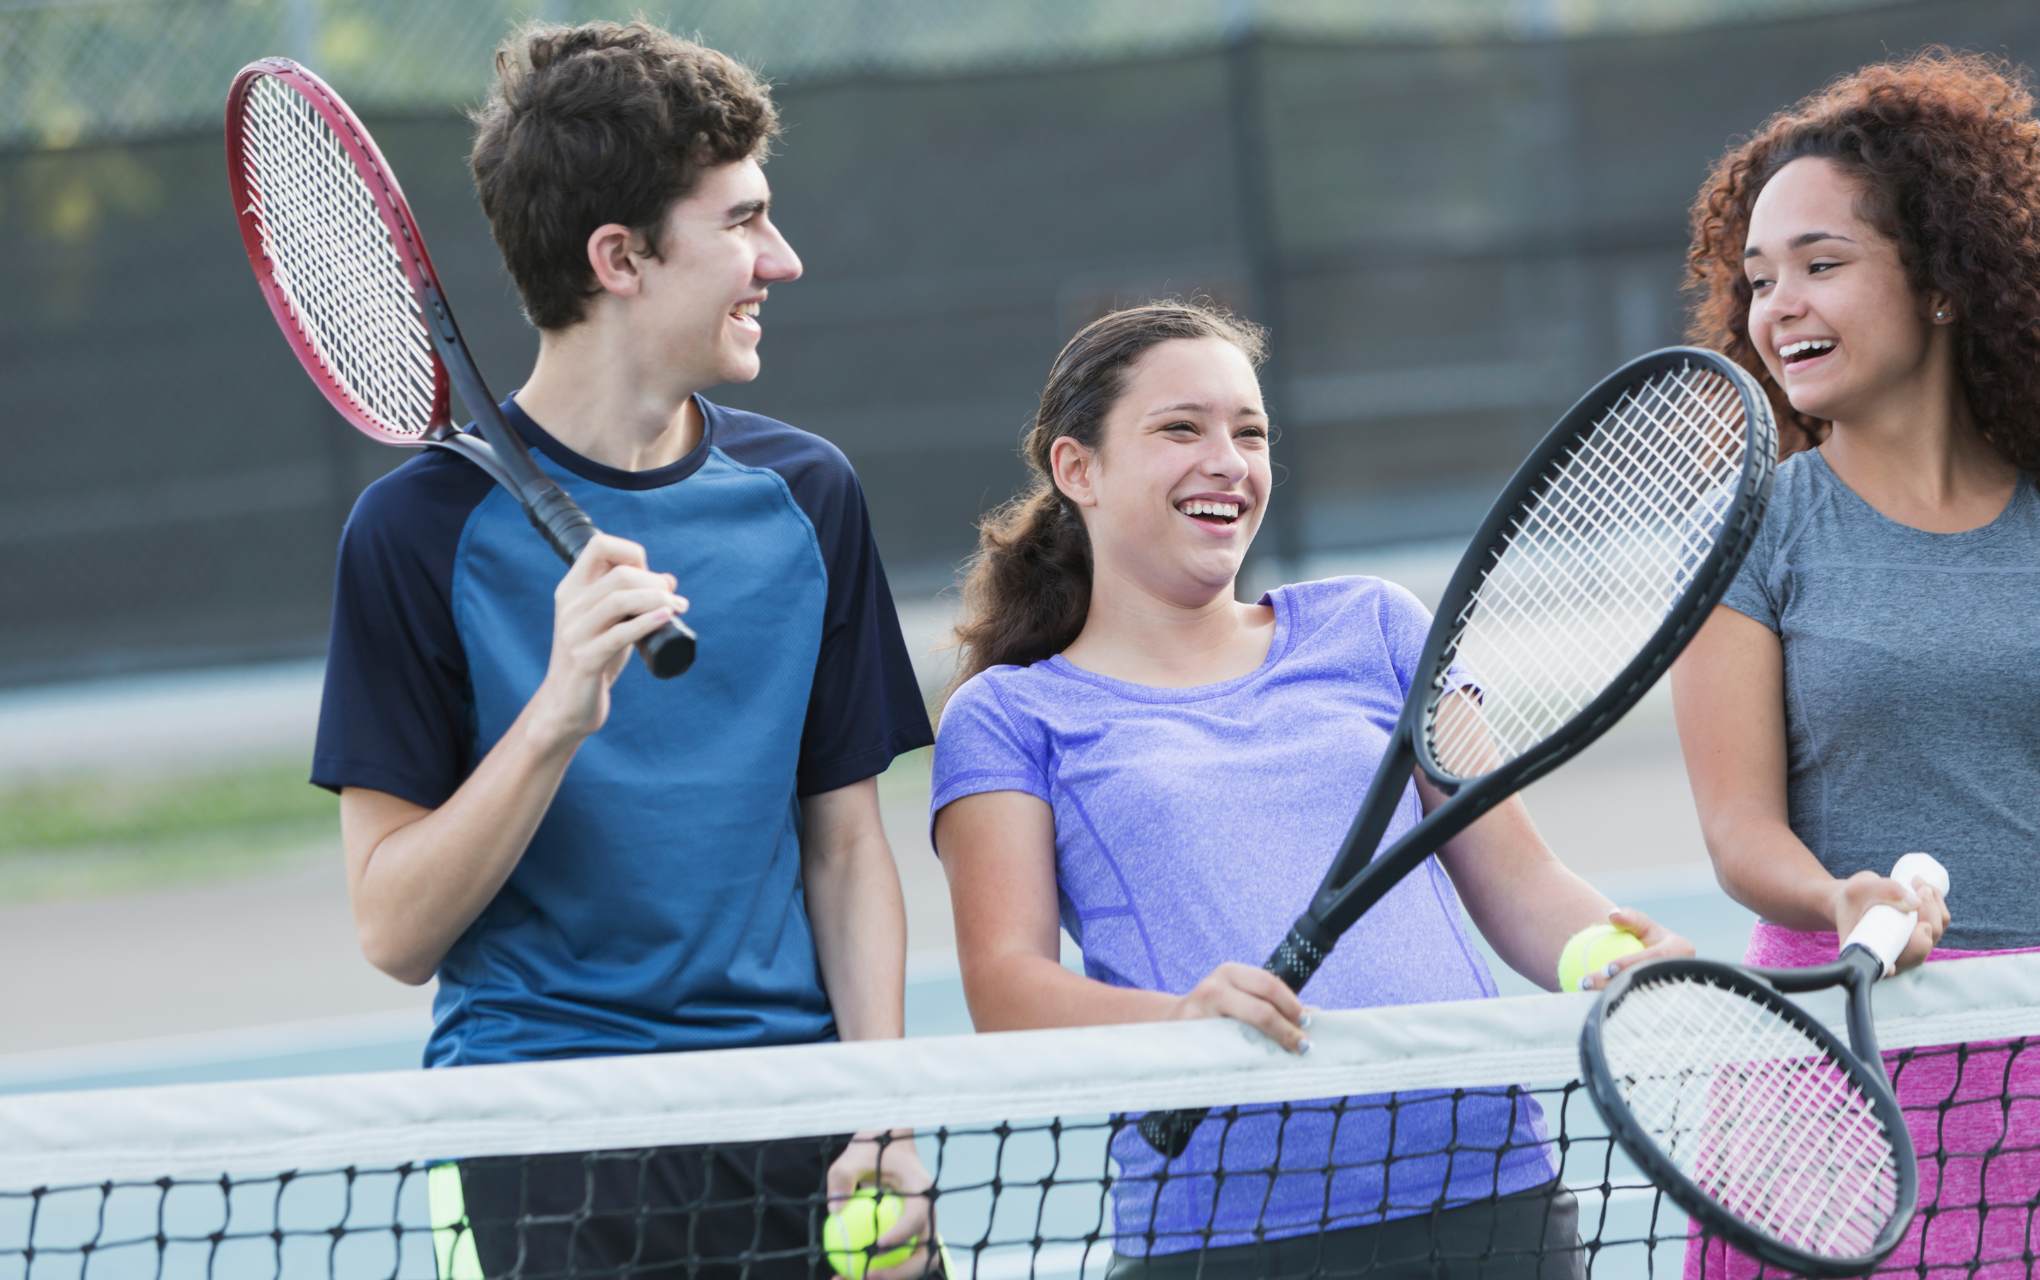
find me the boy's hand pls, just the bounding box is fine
[528,533,688,746]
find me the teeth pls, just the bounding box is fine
[1779,338,1835,359]
[732,301,760,319]
[1178,500,1241,520]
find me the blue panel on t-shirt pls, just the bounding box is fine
[312,396,931,1065]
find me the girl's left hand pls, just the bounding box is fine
[1583,906,1695,991]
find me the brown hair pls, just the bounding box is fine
[948,302,1269,696]
[468,20,780,331]
[1686,48,2040,471]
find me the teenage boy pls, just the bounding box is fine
[312,21,935,1277]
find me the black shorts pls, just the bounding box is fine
[439,1135,846,1279]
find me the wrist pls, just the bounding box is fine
[520,684,592,758]
[1817,875,1853,933]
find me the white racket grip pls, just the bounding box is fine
[1844,852,1951,975]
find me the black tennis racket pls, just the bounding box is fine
[1138,346,1778,1157]
[1581,853,1948,1276]
[225,57,696,678]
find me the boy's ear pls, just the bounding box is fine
[587,223,645,298]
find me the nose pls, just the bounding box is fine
[758,219,802,285]
[1758,273,1806,327]
[1202,430,1251,483]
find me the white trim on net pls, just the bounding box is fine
[3,952,2036,1188]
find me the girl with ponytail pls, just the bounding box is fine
[930,301,1688,1276]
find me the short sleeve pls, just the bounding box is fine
[1372,579,1442,698]
[795,462,934,796]
[310,458,485,808]
[929,673,1051,845]
[1716,484,1785,633]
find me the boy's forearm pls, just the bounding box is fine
[803,826,908,1040]
[348,701,581,983]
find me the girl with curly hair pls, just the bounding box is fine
[1675,49,2040,1277]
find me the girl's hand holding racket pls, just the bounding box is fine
[1171,962,1314,1056]
[1829,867,1949,973]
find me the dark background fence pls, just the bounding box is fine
[3,0,2034,684]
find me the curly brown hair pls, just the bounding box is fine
[1686,48,2040,471]
[469,20,779,331]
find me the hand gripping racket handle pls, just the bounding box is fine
[1843,853,1949,977]
[1135,919,1333,1158]
[524,489,699,679]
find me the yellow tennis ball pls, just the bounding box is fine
[823,1189,915,1280]
[1558,923,1646,992]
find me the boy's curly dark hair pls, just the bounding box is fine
[469,20,779,331]
[1686,48,2040,471]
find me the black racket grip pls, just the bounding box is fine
[1135,923,1329,1158]
[527,490,697,679]
[639,617,697,678]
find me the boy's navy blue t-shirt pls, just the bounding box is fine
[312,396,932,1066]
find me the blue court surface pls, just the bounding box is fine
[1,867,1751,1096]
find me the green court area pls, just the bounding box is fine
[0,759,337,902]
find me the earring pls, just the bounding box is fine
[1935,309,1951,322]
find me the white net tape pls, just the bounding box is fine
[1600,976,1900,1258]
[236,75,437,439]
[1428,362,1747,778]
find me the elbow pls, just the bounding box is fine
[355,916,439,987]
[1695,813,1770,908]
[957,952,1046,1033]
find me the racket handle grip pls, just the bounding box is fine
[1134,921,1333,1159]
[1844,853,1949,974]
[526,491,697,680]
[639,616,698,678]
[1266,921,1331,991]
[1136,1107,1204,1160]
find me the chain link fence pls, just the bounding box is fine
[5,0,1905,150]
[3,0,2020,683]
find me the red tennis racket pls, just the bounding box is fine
[226,57,696,678]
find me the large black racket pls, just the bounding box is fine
[225,58,696,678]
[1139,346,1778,1156]
[1581,853,1948,1275]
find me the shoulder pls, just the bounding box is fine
[1768,448,1831,512]
[1746,448,1841,563]
[339,447,496,564]
[938,663,1049,735]
[1272,574,1429,634]
[931,665,1064,797]
[705,398,857,491]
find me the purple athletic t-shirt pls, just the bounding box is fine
[930,576,1555,1255]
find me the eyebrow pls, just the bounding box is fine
[1144,402,1266,418]
[1744,230,1856,260]
[724,198,769,222]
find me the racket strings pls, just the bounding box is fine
[1601,978,1899,1258]
[1427,363,1749,778]
[236,76,437,437]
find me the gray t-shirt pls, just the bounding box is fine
[1719,448,2040,949]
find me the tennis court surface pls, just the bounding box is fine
[3,954,2034,1278]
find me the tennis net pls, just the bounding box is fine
[3,953,2035,1278]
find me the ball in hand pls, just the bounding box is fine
[824,1188,915,1279]
[1558,923,1646,992]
